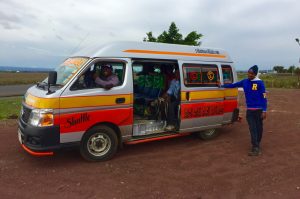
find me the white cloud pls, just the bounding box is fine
[0,0,299,69]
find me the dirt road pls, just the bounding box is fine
[0,89,300,198]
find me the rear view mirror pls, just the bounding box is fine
[47,71,57,95]
[48,71,57,85]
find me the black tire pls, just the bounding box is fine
[197,129,218,140]
[80,125,118,161]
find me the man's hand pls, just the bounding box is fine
[104,84,113,90]
[162,93,170,102]
[262,112,267,120]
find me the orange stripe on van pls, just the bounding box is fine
[180,89,238,101]
[123,49,226,58]
[25,93,133,109]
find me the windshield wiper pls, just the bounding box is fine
[36,81,48,90]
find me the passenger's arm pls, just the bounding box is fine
[95,77,108,87]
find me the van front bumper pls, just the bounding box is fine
[18,118,60,155]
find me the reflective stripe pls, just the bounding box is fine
[181,98,224,104]
[60,131,85,143]
[58,105,132,114]
[123,49,226,58]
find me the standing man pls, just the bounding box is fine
[164,69,180,132]
[223,65,267,156]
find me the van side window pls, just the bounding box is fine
[183,64,219,87]
[70,61,125,90]
[221,65,233,84]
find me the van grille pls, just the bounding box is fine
[21,105,32,123]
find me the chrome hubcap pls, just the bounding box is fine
[87,133,111,156]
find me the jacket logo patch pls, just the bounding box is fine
[263,93,267,98]
[252,84,258,90]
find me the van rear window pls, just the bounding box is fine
[183,64,219,87]
[221,65,233,84]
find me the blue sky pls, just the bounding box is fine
[0,0,300,70]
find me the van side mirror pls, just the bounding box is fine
[47,71,57,95]
[48,71,57,85]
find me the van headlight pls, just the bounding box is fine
[28,109,54,127]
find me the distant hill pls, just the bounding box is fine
[0,66,53,72]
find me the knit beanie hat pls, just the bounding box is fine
[248,65,258,75]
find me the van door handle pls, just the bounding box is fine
[116,98,125,104]
[186,92,190,101]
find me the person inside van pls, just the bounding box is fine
[93,64,119,89]
[161,64,176,93]
[163,69,180,131]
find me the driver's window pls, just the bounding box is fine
[70,61,125,91]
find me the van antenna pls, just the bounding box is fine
[68,32,90,56]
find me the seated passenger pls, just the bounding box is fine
[93,64,119,89]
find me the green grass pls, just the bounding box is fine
[238,73,300,89]
[0,72,47,85]
[0,97,22,120]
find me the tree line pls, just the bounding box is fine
[273,65,300,75]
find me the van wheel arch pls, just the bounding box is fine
[80,123,122,161]
[83,122,123,149]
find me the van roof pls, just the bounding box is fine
[72,41,233,63]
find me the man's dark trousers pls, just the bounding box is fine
[167,96,179,127]
[246,109,263,148]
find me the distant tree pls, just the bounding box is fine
[287,65,296,74]
[295,67,300,75]
[295,67,300,87]
[143,32,157,42]
[143,22,203,46]
[273,66,285,73]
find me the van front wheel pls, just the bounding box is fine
[80,125,118,161]
[198,129,218,140]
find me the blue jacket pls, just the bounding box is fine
[223,77,267,112]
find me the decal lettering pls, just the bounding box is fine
[65,113,90,128]
[184,104,224,119]
[252,84,258,90]
[195,49,220,54]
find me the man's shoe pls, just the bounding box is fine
[165,125,176,132]
[248,147,259,156]
[258,147,262,155]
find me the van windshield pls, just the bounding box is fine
[55,57,89,85]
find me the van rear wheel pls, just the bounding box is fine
[197,129,218,140]
[80,125,118,161]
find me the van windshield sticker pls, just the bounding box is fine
[55,57,89,85]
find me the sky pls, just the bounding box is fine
[0,0,300,70]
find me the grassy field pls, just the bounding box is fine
[0,72,47,85]
[0,97,22,120]
[238,73,300,89]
